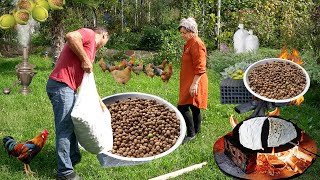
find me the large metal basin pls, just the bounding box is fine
[243,58,310,103]
[97,92,186,168]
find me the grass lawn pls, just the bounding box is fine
[0,51,319,180]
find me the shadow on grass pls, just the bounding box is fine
[0,61,20,74]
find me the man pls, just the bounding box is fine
[46,26,109,180]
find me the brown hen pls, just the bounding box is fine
[110,66,132,84]
[160,62,173,83]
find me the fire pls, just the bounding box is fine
[277,45,304,65]
[266,107,280,117]
[277,46,305,106]
[256,145,314,176]
[290,96,304,106]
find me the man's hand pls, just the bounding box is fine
[82,60,93,73]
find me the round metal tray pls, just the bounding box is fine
[97,92,186,167]
[243,58,310,103]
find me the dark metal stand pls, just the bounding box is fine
[234,99,290,118]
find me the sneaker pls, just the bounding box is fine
[182,136,195,144]
[56,172,82,180]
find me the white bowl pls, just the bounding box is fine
[97,92,186,167]
[243,58,310,103]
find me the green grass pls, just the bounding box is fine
[0,51,320,180]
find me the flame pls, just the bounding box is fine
[277,46,305,104]
[229,114,238,129]
[266,107,280,116]
[277,46,304,65]
[277,46,290,59]
[290,96,304,106]
[257,145,314,176]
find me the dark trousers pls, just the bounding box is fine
[178,104,202,137]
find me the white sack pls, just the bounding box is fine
[71,72,113,154]
[233,24,249,54]
[245,30,259,53]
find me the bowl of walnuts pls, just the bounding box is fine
[97,92,186,167]
[243,58,310,103]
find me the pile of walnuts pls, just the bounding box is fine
[106,98,180,158]
[248,61,306,100]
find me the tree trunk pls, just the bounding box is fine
[51,10,66,66]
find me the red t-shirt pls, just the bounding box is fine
[49,28,97,91]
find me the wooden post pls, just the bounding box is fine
[149,162,207,180]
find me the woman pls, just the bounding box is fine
[178,17,208,143]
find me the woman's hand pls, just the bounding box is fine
[189,83,198,97]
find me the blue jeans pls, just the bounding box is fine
[46,78,81,177]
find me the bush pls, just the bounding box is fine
[138,26,163,51]
[154,28,183,64]
[207,48,279,77]
[106,32,142,50]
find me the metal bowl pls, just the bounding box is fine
[243,58,310,103]
[97,92,186,168]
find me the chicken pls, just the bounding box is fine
[3,130,49,174]
[144,63,155,78]
[160,62,173,83]
[128,56,136,67]
[98,58,107,72]
[110,66,132,84]
[132,61,144,75]
[153,65,163,76]
[106,59,127,72]
[153,59,167,70]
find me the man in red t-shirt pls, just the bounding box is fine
[46,27,109,180]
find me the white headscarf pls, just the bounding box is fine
[179,17,198,35]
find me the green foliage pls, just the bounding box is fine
[138,26,164,51]
[154,26,184,64]
[220,62,250,79]
[207,48,279,77]
[219,0,316,52]
[179,0,217,50]
[31,32,50,47]
[106,32,142,50]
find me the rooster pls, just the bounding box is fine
[110,66,132,84]
[3,130,49,174]
[160,62,173,83]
